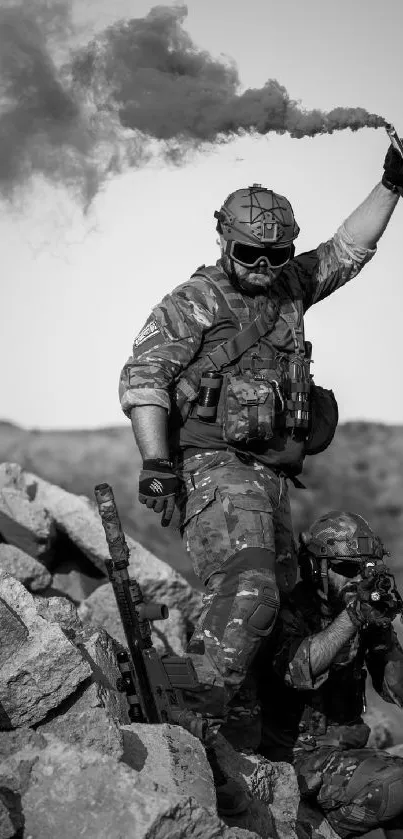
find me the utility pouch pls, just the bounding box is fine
[222,372,278,444]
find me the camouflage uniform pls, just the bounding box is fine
[257,581,403,836]
[119,224,376,749]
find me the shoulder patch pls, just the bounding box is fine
[133,317,161,349]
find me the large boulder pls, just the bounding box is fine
[0,572,91,728]
[0,543,52,591]
[0,463,55,560]
[0,733,260,839]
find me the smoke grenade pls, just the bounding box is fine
[0,2,389,205]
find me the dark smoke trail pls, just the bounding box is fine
[0,2,147,205]
[0,4,95,202]
[72,4,386,143]
[0,2,387,205]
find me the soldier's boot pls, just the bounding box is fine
[206,746,249,817]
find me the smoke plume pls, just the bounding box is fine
[0,2,387,205]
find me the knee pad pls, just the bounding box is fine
[207,546,279,637]
[242,572,280,637]
[345,756,403,822]
[227,547,279,637]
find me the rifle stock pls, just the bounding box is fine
[94,483,202,735]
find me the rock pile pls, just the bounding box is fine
[0,462,341,838]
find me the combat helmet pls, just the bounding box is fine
[214,184,300,269]
[299,511,386,594]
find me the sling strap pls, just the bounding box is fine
[192,266,281,372]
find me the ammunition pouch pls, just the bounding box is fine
[221,371,280,445]
[284,354,311,432]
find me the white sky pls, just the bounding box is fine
[1,0,403,429]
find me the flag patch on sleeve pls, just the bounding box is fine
[133,318,161,349]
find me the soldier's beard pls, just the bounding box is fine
[221,254,280,294]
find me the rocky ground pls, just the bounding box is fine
[0,459,402,838]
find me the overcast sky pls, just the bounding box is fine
[1,0,403,429]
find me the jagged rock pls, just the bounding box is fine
[32,612,130,757]
[0,595,28,669]
[0,542,52,591]
[0,730,45,836]
[78,583,188,655]
[0,484,55,561]
[0,728,47,760]
[1,734,260,839]
[19,465,203,627]
[75,627,131,723]
[0,572,91,728]
[0,727,43,839]
[34,593,84,639]
[0,462,34,495]
[38,681,124,760]
[121,722,215,808]
[0,731,44,839]
[0,771,23,839]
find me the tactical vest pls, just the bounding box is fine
[172,265,309,447]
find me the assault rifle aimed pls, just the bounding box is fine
[362,559,403,622]
[94,482,206,738]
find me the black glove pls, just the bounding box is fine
[138,459,180,527]
[345,577,394,630]
[382,143,403,193]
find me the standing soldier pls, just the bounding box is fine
[257,511,403,838]
[119,143,403,817]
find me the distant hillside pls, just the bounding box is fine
[1,420,403,591]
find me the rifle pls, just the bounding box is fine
[94,482,205,738]
[362,560,403,622]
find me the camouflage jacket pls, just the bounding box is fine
[119,223,375,464]
[256,581,403,760]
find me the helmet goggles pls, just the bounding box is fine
[229,240,293,269]
[328,557,385,579]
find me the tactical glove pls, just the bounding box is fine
[345,577,395,630]
[382,143,403,193]
[139,459,180,527]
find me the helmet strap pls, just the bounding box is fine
[320,557,329,598]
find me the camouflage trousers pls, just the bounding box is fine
[178,449,298,750]
[295,745,403,837]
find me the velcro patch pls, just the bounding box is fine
[133,318,161,349]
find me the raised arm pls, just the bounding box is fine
[291,138,403,311]
[344,182,399,250]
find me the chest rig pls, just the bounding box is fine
[172,265,312,444]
